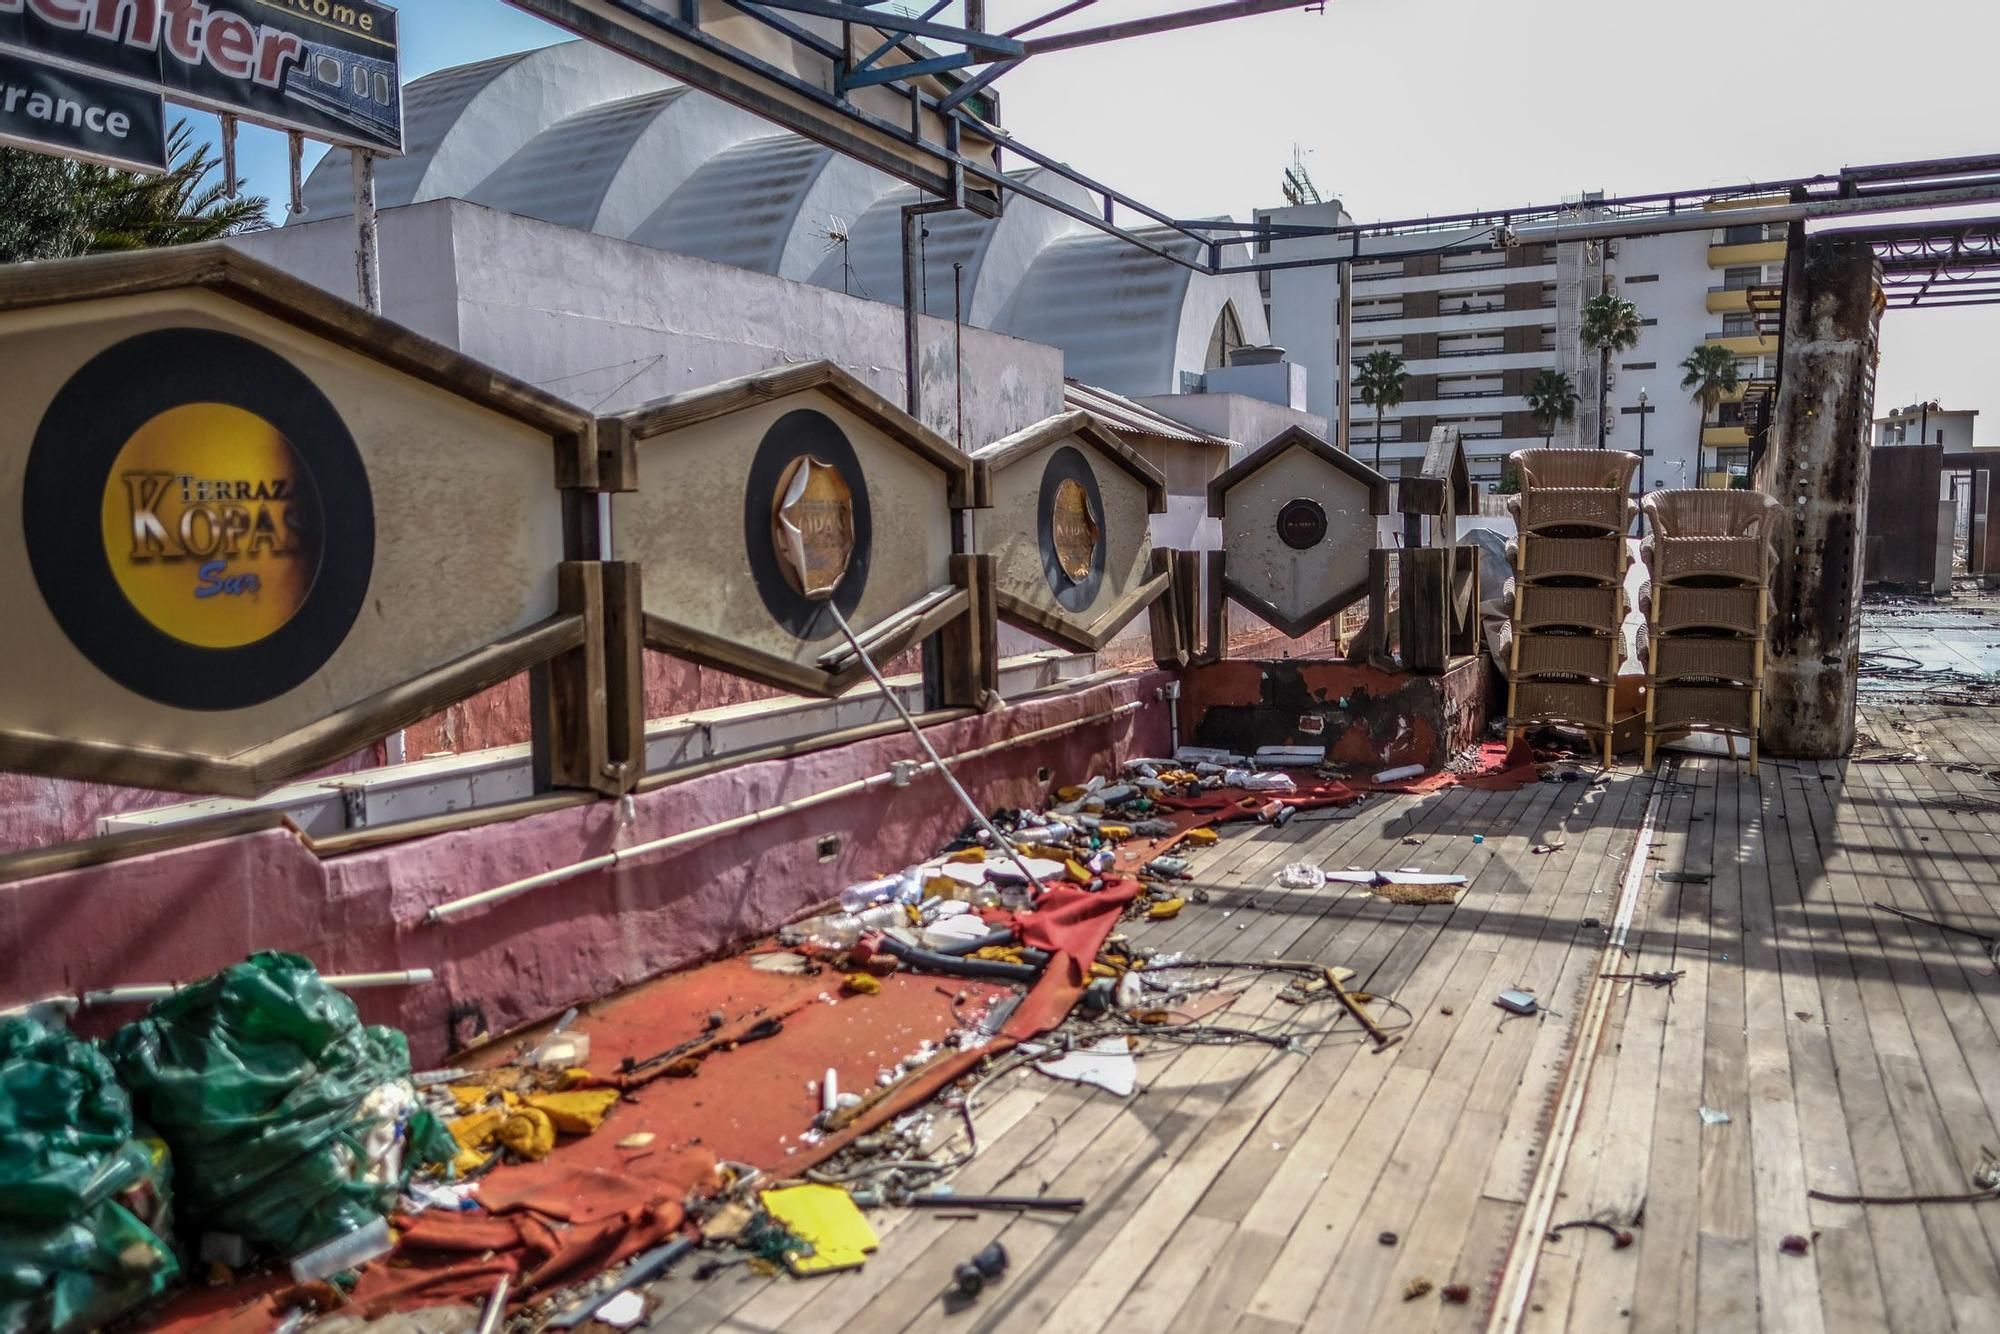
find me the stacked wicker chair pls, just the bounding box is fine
[1504,449,1640,767]
[1638,489,1781,772]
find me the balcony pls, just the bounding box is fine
[1702,425,1749,448]
[1705,332,1778,356]
[1706,287,1751,313]
[1709,240,1786,267]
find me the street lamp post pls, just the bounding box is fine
[1622,388,1656,535]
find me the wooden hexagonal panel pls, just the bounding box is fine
[0,247,593,796]
[607,362,975,698]
[969,412,1168,652]
[1209,426,1389,636]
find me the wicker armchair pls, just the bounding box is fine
[1510,449,1642,492]
[1640,489,1782,586]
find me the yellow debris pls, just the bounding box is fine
[499,1089,522,1107]
[842,972,882,996]
[1098,824,1132,840]
[451,1146,489,1176]
[1147,898,1185,921]
[498,1106,556,1161]
[618,1132,657,1149]
[446,1085,491,1115]
[759,1184,880,1276]
[1055,785,1087,801]
[556,1067,594,1090]
[971,946,1027,964]
[525,1089,622,1136]
[948,847,987,863]
[924,875,959,896]
[1183,828,1219,846]
[1064,859,1093,884]
[1089,962,1119,979]
[447,1108,504,1150]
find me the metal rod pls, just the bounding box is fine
[81,970,436,1008]
[1003,0,1096,37]
[425,699,1145,922]
[286,129,306,217]
[1020,0,1308,54]
[734,0,1023,53]
[219,114,239,199]
[474,1274,510,1334]
[351,148,381,314]
[826,600,1046,893]
[849,0,953,76]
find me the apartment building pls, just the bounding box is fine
[1256,197,1788,493]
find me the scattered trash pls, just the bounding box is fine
[909,1193,1084,1213]
[760,1184,879,1275]
[1699,1107,1732,1126]
[1277,863,1328,890]
[951,1241,1010,1299]
[1442,1283,1471,1304]
[1025,1037,1140,1096]
[547,1239,694,1329]
[751,950,812,974]
[1404,1276,1434,1300]
[1472,834,1485,845]
[1532,842,1565,854]
[1602,969,1686,993]
[1379,1231,1399,1246]
[108,952,425,1257]
[1547,1218,1634,1249]
[595,1289,647,1327]
[0,1016,180,1333]
[1375,764,1426,783]
[290,1215,392,1283]
[1655,870,1712,885]
[1780,1234,1811,1256]
[1495,990,1540,1017]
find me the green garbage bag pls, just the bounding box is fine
[108,952,415,1258]
[0,1016,179,1334]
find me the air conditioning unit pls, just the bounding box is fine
[1607,240,1620,258]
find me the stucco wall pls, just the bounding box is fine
[231,200,1066,449]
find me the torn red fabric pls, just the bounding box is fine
[1460,736,1541,791]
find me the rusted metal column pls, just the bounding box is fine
[1758,232,1883,758]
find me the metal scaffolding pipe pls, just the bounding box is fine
[425,698,1147,923]
[1506,181,2000,244]
[80,970,437,1009]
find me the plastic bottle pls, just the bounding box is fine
[855,904,905,932]
[840,876,902,912]
[291,1216,392,1282]
[802,912,864,949]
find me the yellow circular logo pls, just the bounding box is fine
[96,402,324,649]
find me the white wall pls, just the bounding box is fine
[1603,231,1713,493]
[232,200,1066,448]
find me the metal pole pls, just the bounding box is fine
[1019,0,1311,55]
[900,199,950,420]
[219,115,239,199]
[351,149,381,314]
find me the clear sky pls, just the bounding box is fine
[194,0,2000,438]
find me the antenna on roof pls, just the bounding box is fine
[1281,146,1323,207]
[814,214,853,295]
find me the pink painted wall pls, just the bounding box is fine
[2,676,1168,1065]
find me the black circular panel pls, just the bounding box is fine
[23,328,374,711]
[743,408,873,641]
[1277,497,1328,550]
[1037,445,1107,611]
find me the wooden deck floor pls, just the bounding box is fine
[638,604,2000,1334]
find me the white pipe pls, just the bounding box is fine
[79,969,435,1009]
[426,698,1147,923]
[1508,181,2000,245]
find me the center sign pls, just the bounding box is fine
[0,0,402,152]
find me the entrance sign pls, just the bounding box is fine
[0,0,402,152]
[0,246,597,796]
[0,44,164,169]
[969,411,1168,653]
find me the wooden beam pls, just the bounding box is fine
[1148,548,1188,669]
[532,562,613,794]
[935,553,1000,710]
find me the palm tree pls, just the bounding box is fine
[1525,369,1579,448]
[1680,344,1742,481]
[0,120,266,264]
[1580,293,1641,449]
[1353,349,1407,473]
